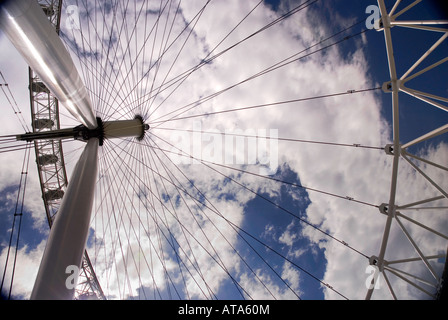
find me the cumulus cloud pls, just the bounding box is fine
[0,240,46,299]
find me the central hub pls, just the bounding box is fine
[103,115,149,142]
[16,116,150,145]
[75,115,149,146]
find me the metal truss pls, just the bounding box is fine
[75,250,105,300]
[30,0,105,300]
[366,0,448,300]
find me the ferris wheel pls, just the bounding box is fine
[0,0,447,300]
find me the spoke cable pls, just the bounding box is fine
[0,142,31,299]
[144,138,260,299]
[0,71,29,132]
[104,0,213,122]
[144,141,220,299]
[103,138,218,299]
[147,14,370,126]
[144,0,320,123]
[106,138,232,299]
[145,136,302,299]
[145,0,266,119]
[149,132,373,258]
[150,87,382,125]
[147,136,357,299]
[107,137,250,298]
[117,135,332,298]
[155,127,385,151]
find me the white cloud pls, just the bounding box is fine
[279,221,298,247]
[0,240,46,299]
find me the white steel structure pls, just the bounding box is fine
[365,0,448,299]
[0,0,446,300]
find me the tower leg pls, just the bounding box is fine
[31,139,99,300]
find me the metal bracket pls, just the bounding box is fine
[379,203,398,218]
[73,117,105,146]
[382,81,392,93]
[384,144,394,155]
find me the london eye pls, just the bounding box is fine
[0,0,447,300]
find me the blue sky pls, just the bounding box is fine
[238,165,325,300]
[318,0,448,149]
[1,0,447,300]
